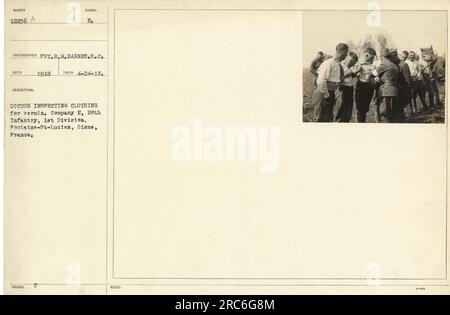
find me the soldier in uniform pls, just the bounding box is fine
[397,50,412,121]
[420,47,436,109]
[373,48,400,123]
[310,52,333,87]
[310,51,325,87]
[431,64,445,108]
[425,48,445,108]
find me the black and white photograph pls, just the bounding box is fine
[303,10,446,123]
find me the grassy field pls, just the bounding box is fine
[302,68,445,123]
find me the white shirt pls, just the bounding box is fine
[316,57,341,97]
[371,60,382,77]
[341,63,355,87]
[420,60,431,75]
[354,61,374,83]
[405,59,419,77]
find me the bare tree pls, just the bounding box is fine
[347,39,358,53]
[374,32,394,55]
[346,32,395,60]
[361,34,374,53]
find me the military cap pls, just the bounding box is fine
[420,46,435,56]
[381,48,397,57]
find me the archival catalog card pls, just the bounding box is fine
[4,0,450,294]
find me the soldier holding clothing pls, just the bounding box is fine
[373,48,401,123]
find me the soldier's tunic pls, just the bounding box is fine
[429,55,445,107]
[397,60,412,121]
[375,57,400,123]
[419,59,434,108]
[310,58,323,87]
[430,55,445,82]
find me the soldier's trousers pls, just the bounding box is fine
[379,96,401,123]
[334,85,354,122]
[424,78,435,108]
[431,79,442,106]
[411,79,428,110]
[354,81,374,123]
[312,88,336,122]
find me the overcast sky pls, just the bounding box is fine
[303,10,447,65]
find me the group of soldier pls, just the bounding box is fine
[309,43,445,123]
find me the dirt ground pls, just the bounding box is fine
[302,69,445,123]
